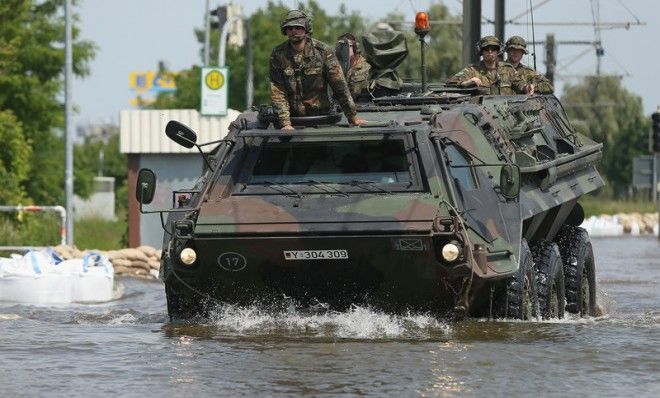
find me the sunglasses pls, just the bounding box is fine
[483,46,500,52]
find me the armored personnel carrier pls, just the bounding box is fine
[137,30,603,322]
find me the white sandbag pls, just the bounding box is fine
[59,252,114,302]
[0,249,73,304]
[0,249,115,304]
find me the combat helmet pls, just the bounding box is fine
[477,35,502,53]
[505,36,528,54]
[280,10,312,35]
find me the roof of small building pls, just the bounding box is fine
[119,108,241,154]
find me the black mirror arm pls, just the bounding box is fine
[194,144,214,172]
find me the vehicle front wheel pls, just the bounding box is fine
[497,239,539,320]
[532,241,565,319]
[555,225,597,316]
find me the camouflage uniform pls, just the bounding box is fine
[505,36,554,94]
[445,61,528,95]
[346,55,371,96]
[269,38,357,127]
[513,64,554,94]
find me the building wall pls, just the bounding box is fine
[73,177,116,220]
[132,154,203,249]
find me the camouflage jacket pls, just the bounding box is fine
[445,61,527,95]
[513,64,554,94]
[269,38,357,127]
[347,55,371,96]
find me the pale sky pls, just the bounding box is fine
[72,0,658,127]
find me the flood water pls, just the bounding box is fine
[1,237,659,397]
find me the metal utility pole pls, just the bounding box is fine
[462,0,481,67]
[494,0,505,45]
[545,33,556,84]
[64,0,74,245]
[218,15,254,108]
[203,0,210,65]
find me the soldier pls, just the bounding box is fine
[446,35,532,95]
[505,36,554,94]
[269,10,365,130]
[336,33,371,98]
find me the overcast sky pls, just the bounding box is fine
[72,0,658,126]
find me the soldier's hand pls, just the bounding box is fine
[281,124,294,131]
[351,117,366,126]
[463,77,482,87]
[526,84,535,95]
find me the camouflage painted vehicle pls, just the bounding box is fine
[137,87,603,321]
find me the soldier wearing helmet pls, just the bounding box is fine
[335,32,371,98]
[505,36,554,94]
[269,10,365,130]
[446,35,532,95]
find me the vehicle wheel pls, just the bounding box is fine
[532,241,565,319]
[497,239,539,320]
[555,225,597,316]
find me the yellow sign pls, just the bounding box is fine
[205,70,225,90]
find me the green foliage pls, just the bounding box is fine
[0,0,96,205]
[73,215,127,250]
[0,110,32,204]
[150,1,368,111]
[561,76,649,197]
[0,212,61,247]
[385,4,462,82]
[580,195,657,217]
[0,212,127,250]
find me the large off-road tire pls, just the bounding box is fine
[497,239,539,320]
[532,241,565,319]
[555,225,597,316]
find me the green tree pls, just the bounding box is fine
[0,110,32,204]
[561,76,649,197]
[0,0,95,205]
[385,4,462,82]
[150,1,367,111]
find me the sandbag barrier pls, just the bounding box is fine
[55,245,161,280]
[580,212,659,237]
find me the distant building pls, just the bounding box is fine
[76,121,118,143]
[119,108,240,248]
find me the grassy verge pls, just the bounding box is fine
[580,196,658,217]
[0,211,127,251]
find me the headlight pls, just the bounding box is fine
[441,242,461,262]
[180,247,197,265]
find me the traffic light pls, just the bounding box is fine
[652,111,660,152]
[210,5,227,31]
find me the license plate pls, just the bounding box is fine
[283,250,349,260]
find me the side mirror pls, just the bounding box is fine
[165,120,197,148]
[500,164,521,199]
[136,168,156,205]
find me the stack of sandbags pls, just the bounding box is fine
[55,245,161,280]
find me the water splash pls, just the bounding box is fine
[199,303,452,340]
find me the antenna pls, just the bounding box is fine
[529,0,537,70]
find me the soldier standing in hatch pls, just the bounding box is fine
[446,35,533,95]
[336,33,371,98]
[505,36,554,94]
[269,10,365,131]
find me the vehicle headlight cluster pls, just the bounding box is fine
[179,247,197,265]
[441,241,461,262]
